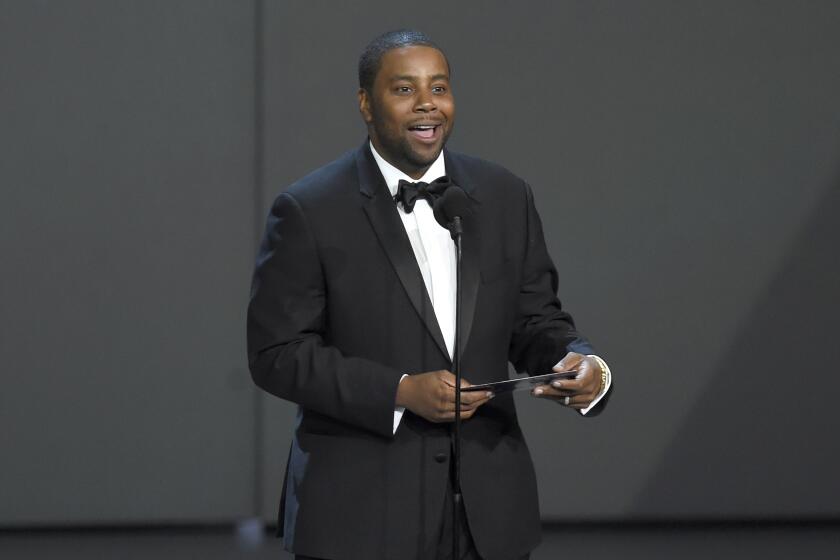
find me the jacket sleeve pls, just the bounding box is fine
[246,192,403,438]
[507,182,596,375]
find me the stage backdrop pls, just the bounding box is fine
[2,0,839,526]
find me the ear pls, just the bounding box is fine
[358,88,373,124]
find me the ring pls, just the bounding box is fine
[564,396,570,406]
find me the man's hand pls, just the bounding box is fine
[531,352,603,409]
[396,370,493,423]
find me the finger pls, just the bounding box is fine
[568,398,594,409]
[439,401,469,413]
[551,363,598,392]
[438,370,457,386]
[440,394,492,413]
[429,399,489,423]
[441,409,475,422]
[561,394,596,408]
[532,385,597,405]
[440,372,476,390]
[569,377,599,395]
[443,383,492,404]
[549,377,584,393]
[460,407,477,420]
[435,406,476,422]
[432,414,454,423]
[552,352,584,373]
[459,389,493,405]
[531,384,556,397]
[460,394,492,410]
[532,384,575,398]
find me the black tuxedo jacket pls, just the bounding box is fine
[247,142,606,560]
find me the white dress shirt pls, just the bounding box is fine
[368,142,611,433]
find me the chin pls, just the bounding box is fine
[407,145,443,167]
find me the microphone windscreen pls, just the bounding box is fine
[433,187,470,229]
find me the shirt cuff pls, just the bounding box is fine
[393,374,409,434]
[580,355,611,416]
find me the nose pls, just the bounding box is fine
[414,89,437,113]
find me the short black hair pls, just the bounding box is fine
[358,29,448,92]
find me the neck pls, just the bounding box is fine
[404,167,428,180]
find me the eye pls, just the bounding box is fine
[432,85,447,94]
[394,86,413,94]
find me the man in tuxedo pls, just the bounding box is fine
[247,30,612,560]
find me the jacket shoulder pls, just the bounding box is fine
[278,149,358,206]
[449,151,523,180]
[446,150,531,205]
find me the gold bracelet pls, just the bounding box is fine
[588,354,608,394]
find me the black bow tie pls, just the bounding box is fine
[394,176,453,213]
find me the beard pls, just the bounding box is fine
[368,106,453,175]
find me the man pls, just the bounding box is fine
[247,30,612,560]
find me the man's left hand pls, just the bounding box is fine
[530,352,602,409]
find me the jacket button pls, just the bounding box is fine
[434,452,447,463]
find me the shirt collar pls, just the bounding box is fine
[369,140,447,197]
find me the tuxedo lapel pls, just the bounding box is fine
[355,144,450,362]
[444,150,481,358]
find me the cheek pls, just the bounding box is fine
[434,99,455,123]
[372,109,398,135]
[373,104,396,123]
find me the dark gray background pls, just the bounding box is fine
[2,0,839,527]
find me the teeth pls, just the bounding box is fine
[413,125,435,130]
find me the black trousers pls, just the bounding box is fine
[295,480,482,560]
[296,457,530,560]
[435,470,481,560]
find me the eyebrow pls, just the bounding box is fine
[389,74,450,82]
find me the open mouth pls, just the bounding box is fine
[408,123,440,141]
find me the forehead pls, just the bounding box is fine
[376,45,450,82]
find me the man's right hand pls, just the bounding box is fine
[395,370,493,423]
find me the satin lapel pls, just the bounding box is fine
[444,150,481,357]
[356,145,450,361]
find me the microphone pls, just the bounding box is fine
[433,186,470,239]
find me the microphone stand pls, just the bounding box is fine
[450,215,463,560]
[434,187,470,560]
